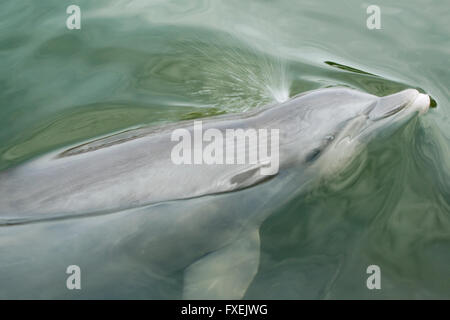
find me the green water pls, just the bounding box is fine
[0,0,449,298]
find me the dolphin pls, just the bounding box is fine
[0,87,430,299]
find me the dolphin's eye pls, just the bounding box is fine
[305,148,322,162]
[305,135,335,163]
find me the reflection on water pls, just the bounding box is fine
[0,0,449,298]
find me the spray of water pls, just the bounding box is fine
[182,35,290,112]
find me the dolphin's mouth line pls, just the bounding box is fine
[375,102,408,119]
[368,101,409,121]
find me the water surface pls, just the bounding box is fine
[0,0,449,298]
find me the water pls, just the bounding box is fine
[0,0,449,298]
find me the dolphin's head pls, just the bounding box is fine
[285,87,430,176]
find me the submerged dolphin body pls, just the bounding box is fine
[0,88,430,299]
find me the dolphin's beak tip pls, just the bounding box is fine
[414,93,430,115]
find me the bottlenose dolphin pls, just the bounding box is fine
[0,87,430,299]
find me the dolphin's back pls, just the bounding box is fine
[0,112,277,222]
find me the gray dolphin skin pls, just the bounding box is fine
[0,87,430,299]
